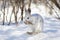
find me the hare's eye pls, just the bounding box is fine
[27,17,29,19]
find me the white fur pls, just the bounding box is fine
[24,9,44,34]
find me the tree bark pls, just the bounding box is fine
[3,0,6,25]
[21,0,24,21]
[51,0,60,9]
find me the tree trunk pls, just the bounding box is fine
[15,7,19,24]
[15,14,17,24]
[2,1,4,25]
[21,0,24,21]
[51,0,60,9]
[6,1,10,23]
[21,7,24,21]
[3,0,6,25]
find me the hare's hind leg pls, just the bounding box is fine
[39,18,44,32]
[35,17,44,33]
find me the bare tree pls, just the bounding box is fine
[6,0,10,23]
[20,0,24,21]
[2,0,6,25]
[51,0,60,9]
[8,0,13,25]
[8,0,19,25]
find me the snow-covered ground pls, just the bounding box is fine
[0,3,60,40]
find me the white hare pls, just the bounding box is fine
[24,9,44,35]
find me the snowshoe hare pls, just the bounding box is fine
[24,9,44,35]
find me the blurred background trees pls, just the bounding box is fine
[0,0,60,25]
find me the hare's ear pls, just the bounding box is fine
[28,8,31,13]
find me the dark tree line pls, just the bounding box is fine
[0,0,60,25]
[0,0,31,25]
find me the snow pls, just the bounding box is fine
[0,3,60,40]
[1,16,60,40]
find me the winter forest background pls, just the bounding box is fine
[0,0,60,40]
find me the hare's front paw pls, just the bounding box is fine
[26,31,40,35]
[33,30,41,34]
[27,32,34,35]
